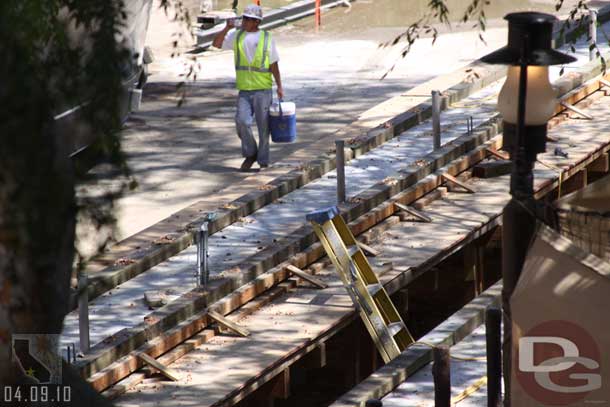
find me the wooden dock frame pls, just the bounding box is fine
[86,67,610,401]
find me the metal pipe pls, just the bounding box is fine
[590,10,598,61]
[78,275,90,353]
[432,346,451,407]
[336,140,346,204]
[486,307,502,407]
[197,222,209,287]
[432,90,441,150]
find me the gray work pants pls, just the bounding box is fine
[235,89,272,165]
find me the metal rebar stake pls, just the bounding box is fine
[590,10,598,61]
[336,140,346,204]
[432,90,441,150]
[197,222,209,287]
[77,275,90,353]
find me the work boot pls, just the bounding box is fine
[240,156,256,171]
[259,163,268,169]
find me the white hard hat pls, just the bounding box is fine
[242,4,263,21]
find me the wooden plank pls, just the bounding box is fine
[472,160,512,178]
[208,311,250,337]
[485,147,509,161]
[560,101,594,119]
[136,353,179,382]
[393,202,432,223]
[588,152,609,173]
[441,173,475,193]
[412,188,448,210]
[286,264,328,289]
[357,241,380,257]
[560,169,587,197]
[303,342,327,369]
[270,369,290,400]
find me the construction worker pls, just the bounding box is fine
[213,4,284,171]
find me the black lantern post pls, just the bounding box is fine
[480,12,575,404]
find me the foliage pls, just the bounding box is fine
[381,0,608,79]
[0,0,132,387]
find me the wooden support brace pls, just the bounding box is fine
[441,173,475,193]
[357,241,380,257]
[208,310,250,337]
[472,160,512,179]
[270,368,290,400]
[304,342,327,369]
[599,78,610,88]
[393,202,432,223]
[588,153,609,173]
[485,147,509,161]
[286,264,328,289]
[464,245,484,295]
[136,353,179,382]
[561,169,587,197]
[560,101,594,120]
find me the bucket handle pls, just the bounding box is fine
[278,98,283,118]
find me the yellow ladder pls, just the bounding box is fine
[306,206,414,363]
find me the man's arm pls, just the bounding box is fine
[270,62,284,100]
[212,20,235,48]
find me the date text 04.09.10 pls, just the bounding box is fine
[3,385,72,405]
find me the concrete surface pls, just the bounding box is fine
[78,0,525,251]
[63,81,502,353]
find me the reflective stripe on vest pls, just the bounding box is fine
[234,30,273,90]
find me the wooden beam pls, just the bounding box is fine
[303,342,327,369]
[286,265,328,289]
[464,245,484,295]
[270,368,291,400]
[136,353,179,382]
[412,188,448,210]
[485,147,509,161]
[560,169,587,197]
[587,153,609,173]
[441,173,475,193]
[357,241,380,257]
[208,311,250,337]
[560,101,594,120]
[393,202,432,223]
[472,160,512,179]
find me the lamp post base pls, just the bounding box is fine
[502,195,537,406]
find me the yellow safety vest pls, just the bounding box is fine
[234,30,273,91]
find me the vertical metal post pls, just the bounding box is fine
[432,346,451,407]
[503,36,535,407]
[315,0,321,29]
[432,90,441,150]
[197,222,209,287]
[336,140,346,204]
[486,307,502,407]
[589,10,597,61]
[78,274,90,353]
